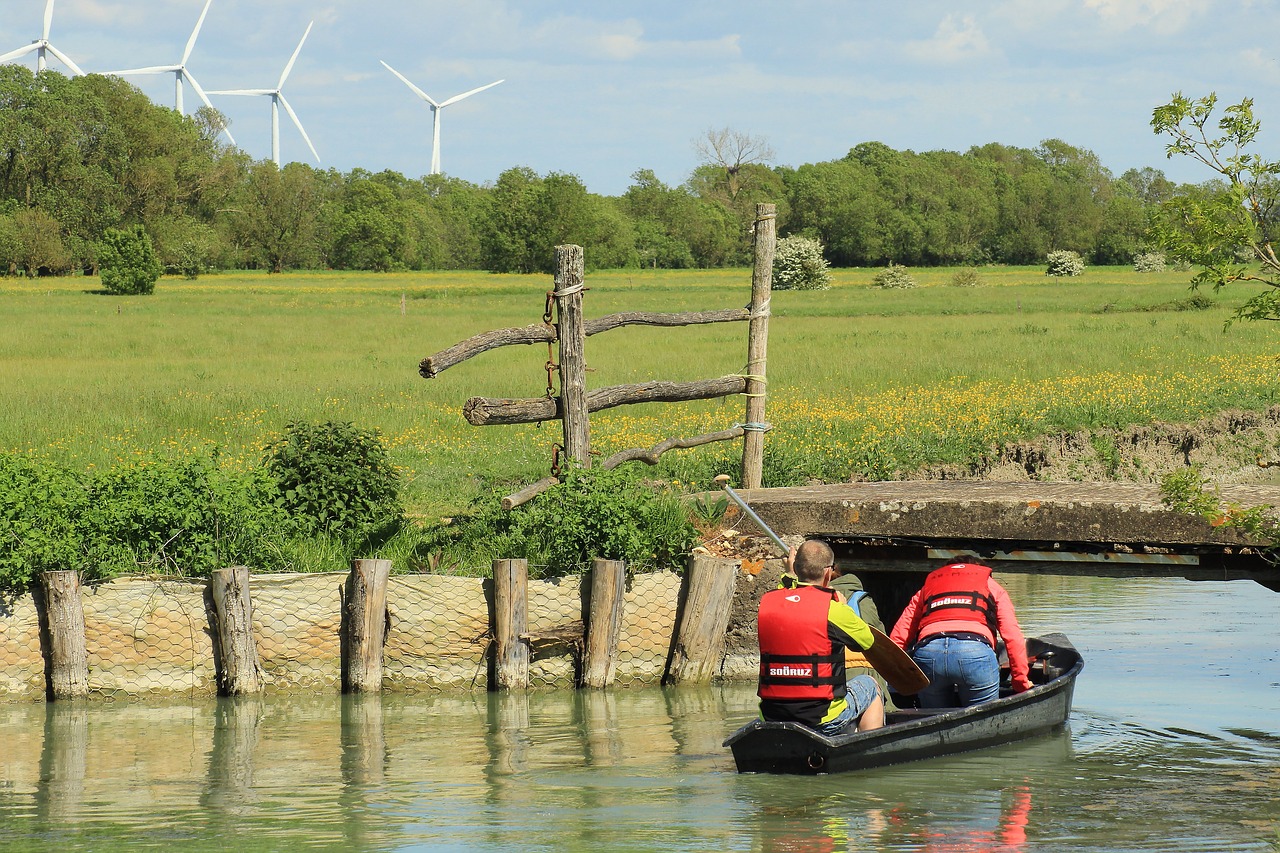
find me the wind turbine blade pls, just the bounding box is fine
[0,45,39,64]
[206,89,273,96]
[45,44,84,76]
[181,0,213,65]
[108,65,179,75]
[42,0,55,41]
[278,94,319,163]
[439,79,504,108]
[186,73,236,145]
[380,60,438,106]
[277,21,313,89]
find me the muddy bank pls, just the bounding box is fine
[903,406,1280,485]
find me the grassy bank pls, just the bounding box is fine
[3,265,1278,521]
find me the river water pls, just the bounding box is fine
[0,574,1277,852]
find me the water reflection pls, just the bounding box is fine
[202,696,262,815]
[36,701,87,822]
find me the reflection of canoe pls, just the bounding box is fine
[724,633,1083,775]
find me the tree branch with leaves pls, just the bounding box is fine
[1150,92,1280,324]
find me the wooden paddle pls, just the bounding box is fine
[713,476,929,696]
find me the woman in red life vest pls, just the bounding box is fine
[889,558,1033,708]
[758,539,885,734]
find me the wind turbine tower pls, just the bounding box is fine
[0,0,85,76]
[105,0,234,144]
[209,22,319,166]
[380,61,503,175]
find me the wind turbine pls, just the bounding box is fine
[104,0,234,145]
[208,22,318,166]
[380,61,503,175]
[0,0,85,76]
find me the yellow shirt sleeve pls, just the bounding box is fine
[827,600,874,651]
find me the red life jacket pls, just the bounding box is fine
[757,585,845,701]
[917,563,998,636]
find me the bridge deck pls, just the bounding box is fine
[735,481,1280,590]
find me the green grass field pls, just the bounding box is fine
[3,265,1278,518]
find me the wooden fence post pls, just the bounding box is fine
[582,558,625,688]
[40,570,88,700]
[555,244,590,467]
[664,556,736,685]
[742,202,776,490]
[493,558,529,690]
[343,558,391,693]
[210,566,263,696]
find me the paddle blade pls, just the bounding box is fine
[862,626,929,695]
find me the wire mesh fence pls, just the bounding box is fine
[1,565,703,699]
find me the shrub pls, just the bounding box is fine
[873,262,916,289]
[1133,251,1167,273]
[1046,250,1084,277]
[950,269,981,287]
[264,420,402,538]
[98,225,163,295]
[772,235,831,291]
[422,465,697,578]
[0,455,88,593]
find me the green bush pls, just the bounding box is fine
[98,225,163,295]
[1046,250,1085,277]
[772,235,831,290]
[950,269,981,287]
[873,262,917,289]
[264,420,402,538]
[423,465,697,578]
[0,456,88,593]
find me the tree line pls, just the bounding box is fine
[1,66,1190,279]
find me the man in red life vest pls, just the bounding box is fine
[758,539,885,734]
[889,558,1034,708]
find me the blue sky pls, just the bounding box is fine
[2,0,1277,195]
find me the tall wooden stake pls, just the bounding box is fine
[40,571,88,700]
[343,558,391,693]
[664,556,736,685]
[742,203,776,490]
[582,558,625,688]
[211,566,263,696]
[493,558,529,690]
[555,244,590,467]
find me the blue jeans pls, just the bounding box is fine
[815,674,881,735]
[910,635,1000,708]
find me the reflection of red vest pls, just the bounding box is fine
[757,585,844,701]
[917,563,998,635]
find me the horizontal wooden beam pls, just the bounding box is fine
[420,309,750,379]
[601,426,745,470]
[464,375,748,426]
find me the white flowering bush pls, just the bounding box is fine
[1046,250,1085,277]
[1133,251,1167,273]
[873,262,916,289]
[772,236,831,291]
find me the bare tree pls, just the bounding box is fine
[694,127,775,200]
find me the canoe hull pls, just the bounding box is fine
[724,633,1082,774]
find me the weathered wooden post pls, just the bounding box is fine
[554,244,590,467]
[664,556,736,685]
[210,566,263,696]
[40,570,88,699]
[493,558,529,690]
[742,202,776,490]
[343,558,391,693]
[582,558,626,688]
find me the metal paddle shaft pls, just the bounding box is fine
[714,477,788,555]
[713,475,928,695]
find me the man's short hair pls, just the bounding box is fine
[793,539,834,583]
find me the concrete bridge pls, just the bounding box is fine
[738,481,1280,593]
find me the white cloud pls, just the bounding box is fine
[528,15,740,63]
[1081,0,1210,33]
[904,14,992,63]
